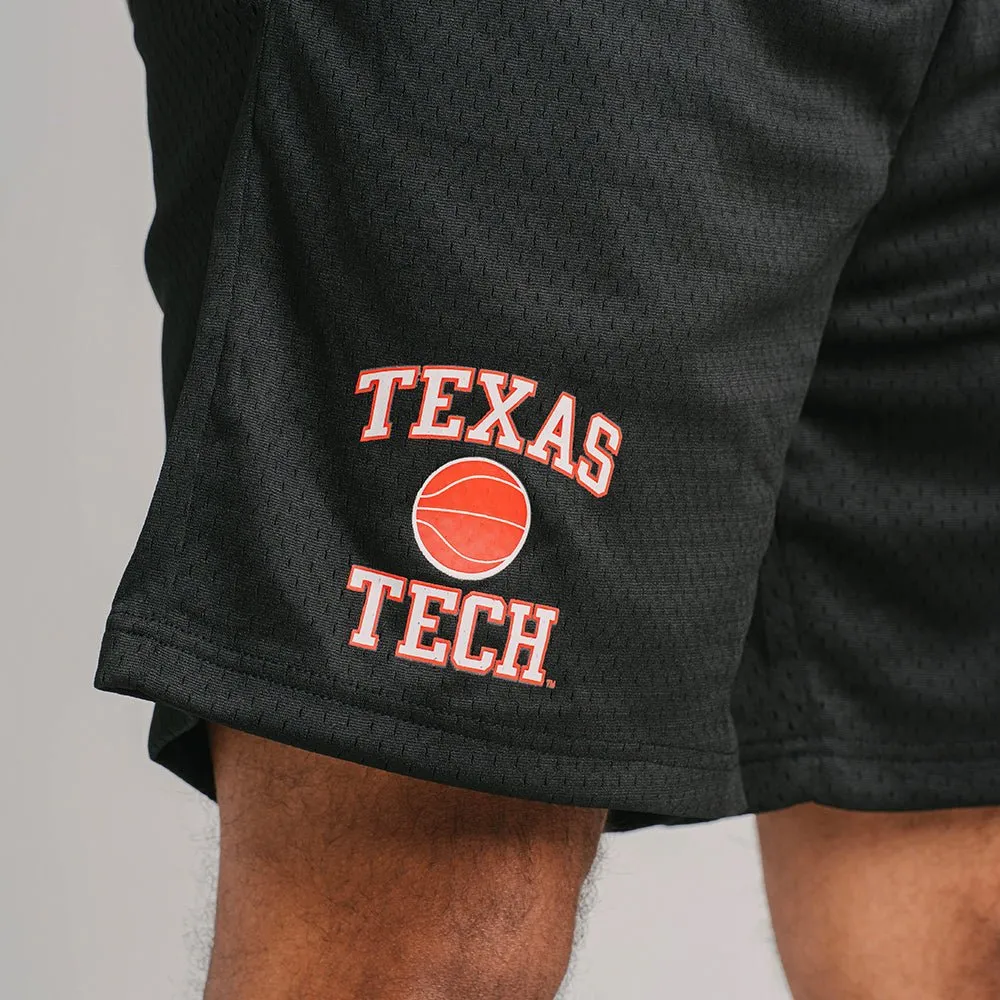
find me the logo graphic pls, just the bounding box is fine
[347,364,622,687]
[412,457,531,580]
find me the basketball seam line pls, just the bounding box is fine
[421,474,523,499]
[414,519,508,565]
[415,506,527,531]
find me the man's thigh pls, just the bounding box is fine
[758,804,1000,1000]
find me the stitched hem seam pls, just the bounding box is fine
[740,740,1000,766]
[101,612,739,772]
[100,614,1000,773]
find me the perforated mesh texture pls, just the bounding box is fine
[96,0,999,832]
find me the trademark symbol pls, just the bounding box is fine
[546,679,556,689]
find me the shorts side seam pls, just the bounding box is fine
[172,0,273,554]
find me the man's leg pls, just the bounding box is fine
[204,724,606,1000]
[757,804,1000,1000]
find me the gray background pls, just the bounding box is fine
[0,1,791,996]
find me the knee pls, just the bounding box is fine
[207,725,607,1000]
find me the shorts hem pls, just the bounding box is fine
[740,745,1000,815]
[93,615,748,826]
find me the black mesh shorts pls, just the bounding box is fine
[95,0,1000,831]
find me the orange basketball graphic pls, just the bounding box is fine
[412,457,531,580]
